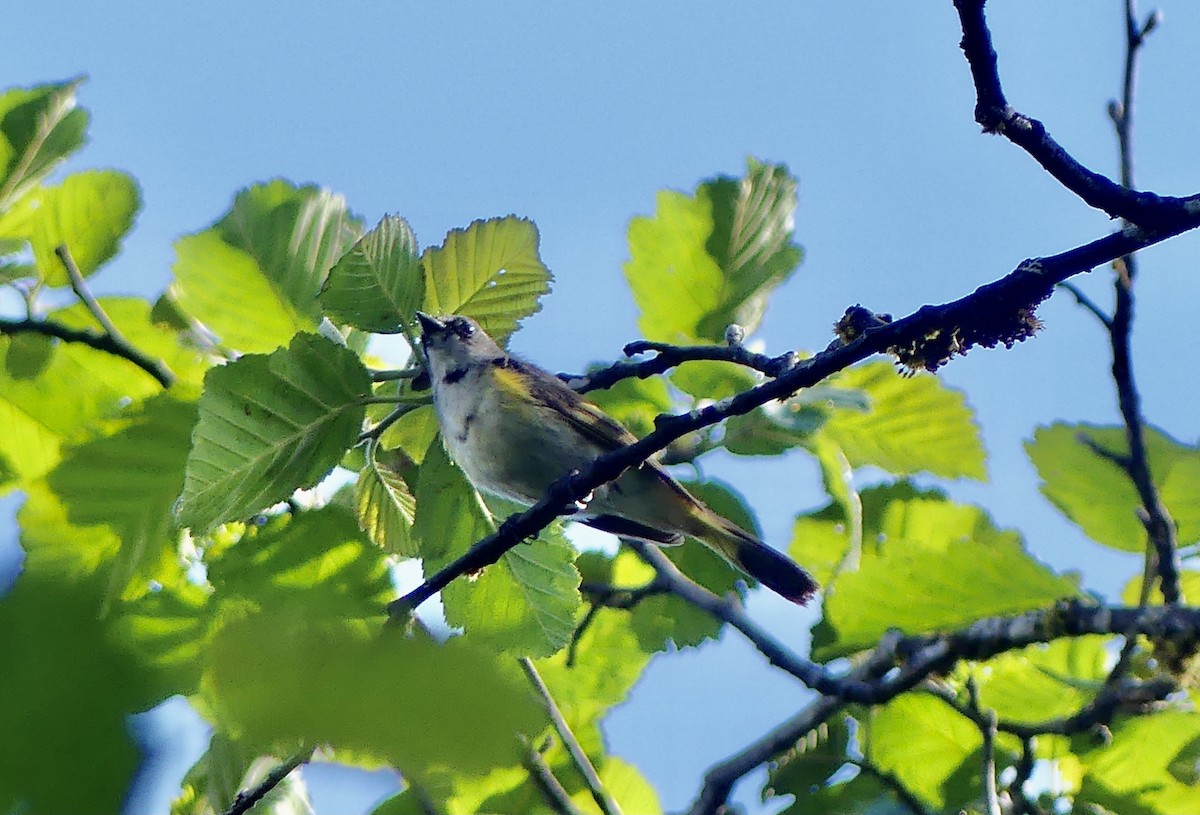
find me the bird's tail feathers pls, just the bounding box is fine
[694,513,819,605]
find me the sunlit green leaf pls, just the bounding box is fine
[808,485,1080,660]
[625,159,802,344]
[20,169,141,284]
[1028,423,1200,552]
[413,439,492,561]
[355,449,419,556]
[865,693,983,812]
[818,361,986,480]
[48,396,197,603]
[178,333,370,531]
[1076,711,1200,814]
[582,373,673,440]
[172,180,362,352]
[206,506,392,619]
[421,216,552,344]
[321,214,423,333]
[670,359,759,401]
[0,77,89,210]
[204,613,546,779]
[970,636,1110,724]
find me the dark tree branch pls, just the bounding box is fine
[0,315,174,388]
[220,747,314,815]
[952,0,1199,228]
[388,210,1200,617]
[1100,0,1183,605]
[1057,281,1113,328]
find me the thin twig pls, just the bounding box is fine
[1009,737,1042,815]
[523,747,588,815]
[563,339,798,394]
[568,578,670,666]
[966,677,1002,815]
[518,658,624,815]
[220,747,314,815]
[1057,281,1113,328]
[1102,0,1183,605]
[51,244,176,388]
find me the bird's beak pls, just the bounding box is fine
[415,312,445,337]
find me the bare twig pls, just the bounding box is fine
[952,0,1199,228]
[563,339,798,394]
[523,747,588,815]
[1057,281,1113,328]
[568,578,670,666]
[220,747,314,815]
[1009,736,1041,815]
[964,677,1002,815]
[50,244,176,388]
[518,658,623,815]
[0,315,174,387]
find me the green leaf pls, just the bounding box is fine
[379,403,440,463]
[1076,711,1200,814]
[48,396,197,603]
[971,636,1110,724]
[177,333,370,531]
[582,373,673,440]
[171,180,362,352]
[1028,423,1200,552]
[865,693,983,812]
[627,480,754,650]
[817,361,986,480]
[17,480,121,579]
[113,581,211,700]
[421,216,552,344]
[534,606,654,757]
[20,169,141,284]
[4,332,54,379]
[204,613,547,779]
[206,506,392,618]
[320,214,423,333]
[768,716,854,801]
[723,399,827,457]
[0,571,156,815]
[355,449,419,556]
[696,158,803,339]
[413,439,493,560]
[442,497,582,658]
[1123,569,1200,606]
[0,77,89,210]
[808,485,1081,660]
[670,359,759,401]
[624,159,802,344]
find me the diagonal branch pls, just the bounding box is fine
[952,0,1199,228]
[388,210,1200,617]
[0,315,174,388]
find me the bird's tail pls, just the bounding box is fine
[691,512,819,605]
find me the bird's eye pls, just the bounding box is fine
[450,318,475,339]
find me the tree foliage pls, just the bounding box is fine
[2,11,1200,813]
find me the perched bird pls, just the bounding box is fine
[415,312,818,605]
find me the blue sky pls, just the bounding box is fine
[3,2,1199,813]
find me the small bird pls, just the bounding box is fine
[415,312,819,605]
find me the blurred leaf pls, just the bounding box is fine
[421,216,552,344]
[971,636,1110,724]
[768,717,854,801]
[206,506,392,618]
[19,169,141,284]
[1027,423,1200,552]
[808,485,1080,660]
[1123,569,1200,606]
[3,331,54,379]
[113,581,211,700]
[625,159,801,343]
[17,480,121,579]
[177,333,370,531]
[671,359,759,401]
[865,693,983,812]
[534,608,653,757]
[0,77,89,210]
[321,214,423,333]
[172,180,362,352]
[204,613,547,780]
[48,396,196,603]
[1076,711,1200,814]
[355,449,419,556]
[723,400,827,457]
[818,361,986,480]
[0,571,155,815]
